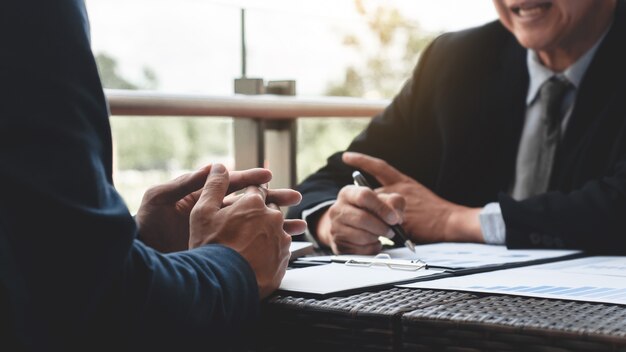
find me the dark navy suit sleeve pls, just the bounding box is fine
[0,1,258,350]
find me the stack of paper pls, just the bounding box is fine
[280,243,581,297]
[280,263,446,296]
[399,256,626,305]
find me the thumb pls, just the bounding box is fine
[156,165,212,203]
[196,163,229,211]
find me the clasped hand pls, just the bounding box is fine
[135,163,307,299]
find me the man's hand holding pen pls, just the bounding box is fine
[352,171,416,253]
[316,155,406,255]
[316,152,484,255]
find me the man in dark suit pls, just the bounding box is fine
[0,1,306,350]
[288,0,626,255]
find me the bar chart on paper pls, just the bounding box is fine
[399,257,626,305]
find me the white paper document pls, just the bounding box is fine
[385,243,581,270]
[289,242,314,261]
[279,263,446,296]
[399,256,626,305]
[298,243,581,271]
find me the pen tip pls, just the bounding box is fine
[406,240,416,253]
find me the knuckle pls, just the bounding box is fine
[328,204,341,218]
[190,203,206,216]
[354,189,372,205]
[268,209,285,224]
[390,193,405,205]
[282,233,292,247]
[374,203,394,221]
[338,185,357,200]
[142,186,161,201]
[241,193,266,207]
[329,222,338,236]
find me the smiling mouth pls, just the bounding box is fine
[511,2,552,17]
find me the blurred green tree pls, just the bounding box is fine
[298,1,436,180]
[96,52,230,171]
[95,53,139,90]
[326,1,435,98]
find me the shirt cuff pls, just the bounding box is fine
[300,199,336,248]
[479,202,506,245]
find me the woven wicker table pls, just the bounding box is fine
[253,288,626,352]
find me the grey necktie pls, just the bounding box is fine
[523,76,573,198]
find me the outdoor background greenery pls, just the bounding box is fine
[100,1,435,212]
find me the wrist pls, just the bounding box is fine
[444,206,484,243]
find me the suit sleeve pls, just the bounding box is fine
[0,1,258,350]
[500,158,626,254]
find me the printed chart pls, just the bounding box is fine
[400,257,626,305]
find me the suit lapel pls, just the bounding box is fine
[558,0,626,170]
[481,36,528,192]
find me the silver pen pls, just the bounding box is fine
[352,171,416,253]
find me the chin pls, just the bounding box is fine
[514,33,554,51]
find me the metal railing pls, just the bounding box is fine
[106,89,389,190]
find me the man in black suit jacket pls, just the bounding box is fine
[0,1,306,350]
[288,0,626,255]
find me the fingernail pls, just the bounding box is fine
[385,212,398,224]
[386,229,395,238]
[343,151,355,157]
[210,163,226,175]
[197,165,212,174]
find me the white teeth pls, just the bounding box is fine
[512,2,551,17]
[519,6,544,17]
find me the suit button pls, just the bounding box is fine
[530,232,541,245]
